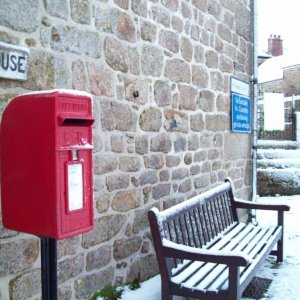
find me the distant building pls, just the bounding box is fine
[258,35,300,140]
[258,35,300,97]
[258,34,282,66]
[257,49,272,66]
[268,34,283,56]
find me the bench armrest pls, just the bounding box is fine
[234,199,290,212]
[162,239,251,267]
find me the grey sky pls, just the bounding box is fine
[258,0,300,53]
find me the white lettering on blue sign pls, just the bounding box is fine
[0,42,29,81]
[231,93,251,133]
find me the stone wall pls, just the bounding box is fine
[284,65,300,97]
[0,0,253,299]
[259,79,283,94]
[259,65,300,96]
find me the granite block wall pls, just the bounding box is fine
[0,0,252,299]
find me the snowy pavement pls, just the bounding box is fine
[254,195,300,300]
[120,195,300,300]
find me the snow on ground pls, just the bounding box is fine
[257,140,298,149]
[255,195,300,300]
[119,195,300,300]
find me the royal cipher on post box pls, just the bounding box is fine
[0,90,94,239]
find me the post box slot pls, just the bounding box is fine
[60,118,94,126]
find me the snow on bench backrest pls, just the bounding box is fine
[155,180,237,251]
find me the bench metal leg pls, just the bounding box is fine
[228,266,240,300]
[161,283,173,300]
[277,211,284,262]
[277,238,283,262]
[161,289,173,300]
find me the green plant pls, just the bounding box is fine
[90,279,141,300]
[128,278,141,290]
[90,285,124,300]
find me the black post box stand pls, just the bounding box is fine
[41,237,58,300]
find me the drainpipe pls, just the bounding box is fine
[251,0,258,224]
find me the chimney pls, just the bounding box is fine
[268,34,283,56]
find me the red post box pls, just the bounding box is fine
[0,90,94,239]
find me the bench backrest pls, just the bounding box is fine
[148,179,238,276]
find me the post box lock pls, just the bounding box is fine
[71,150,79,160]
[0,90,94,239]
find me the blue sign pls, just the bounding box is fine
[231,93,251,133]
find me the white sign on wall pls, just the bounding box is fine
[0,42,29,81]
[67,163,84,212]
[264,93,285,131]
[231,77,250,97]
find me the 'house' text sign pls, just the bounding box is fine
[0,42,29,81]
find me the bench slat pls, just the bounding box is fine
[171,222,245,283]
[216,225,280,292]
[184,262,217,287]
[207,202,218,239]
[185,226,278,293]
[244,228,274,257]
[207,225,275,292]
[182,263,223,291]
[188,209,204,248]
[231,225,262,251]
[214,223,256,251]
[194,264,227,292]
[173,223,253,289]
[208,222,247,250]
[206,225,265,291]
[240,227,282,288]
[213,196,226,231]
[171,224,278,293]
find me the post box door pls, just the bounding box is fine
[56,98,94,238]
[58,149,93,236]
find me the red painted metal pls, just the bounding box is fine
[0,90,94,239]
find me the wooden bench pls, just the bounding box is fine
[148,178,290,300]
